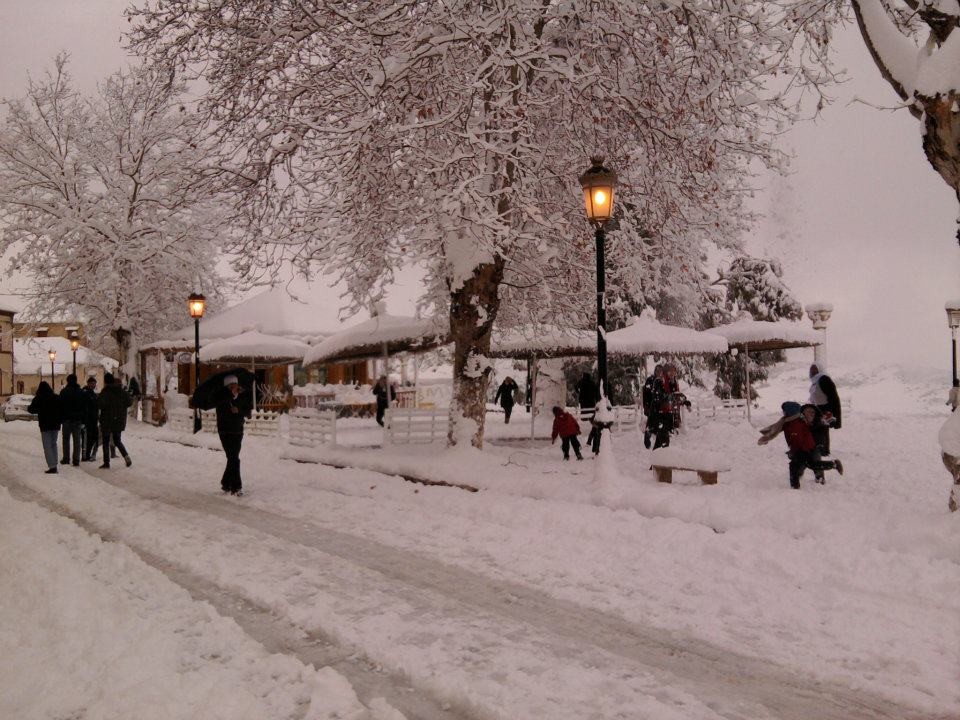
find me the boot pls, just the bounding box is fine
[124,455,132,467]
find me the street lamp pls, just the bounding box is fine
[188,293,206,433]
[70,337,80,376]
[579,156,617,457]
[48,349,56,387]
[946,301,960,385]
[804,302,833,368]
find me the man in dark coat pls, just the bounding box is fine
[494,376,518,423]
[215,374,252,495]
[59,374,85,466]
[575,372,600,451]
[28,381,62,473]
[808,364,841,455]
[98,373,132,469]
[372,376,393,427]
[642,365,663,449]
[80,376,99,461]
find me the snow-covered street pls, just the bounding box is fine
[2,364,958,720]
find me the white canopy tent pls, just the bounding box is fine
[705,319,823,421]
[303,313,448,367]
[606,316,729,356]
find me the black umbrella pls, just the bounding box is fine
[191,367,255,419]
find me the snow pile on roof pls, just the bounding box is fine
[200,330,309,363]
[303,313,448,365]
[489,325,594,358]
[706,319,821,349]
[606,316,728,356]
[14,337,117,374]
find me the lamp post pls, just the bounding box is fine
[48,349,56,387]
[70,337,79,376]
[946,301,960,385]
[805,302,833,368]
[579,157,617,459]
[188,293,206,433]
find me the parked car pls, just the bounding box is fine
[2,394,37,422]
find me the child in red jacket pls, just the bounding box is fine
[759,402,843,488]
[551,406,584,461]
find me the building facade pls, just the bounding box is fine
[0,308,15,401]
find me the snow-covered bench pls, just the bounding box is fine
[650,448,731,485]
[385,407,449,445]
[288,408,337,447]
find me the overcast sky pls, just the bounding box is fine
[1,1,957,372]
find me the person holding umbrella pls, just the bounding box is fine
[215,374,252,495]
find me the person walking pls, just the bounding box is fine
[127,376,141,420]
[948,379,959,412]
[28,381,62,473]
[215,374,252,495]
[808,364,842,455]
[576,372,599,452]
[372,376,393,427]
[80,376,99,461]
[98,373,132,469]
[550,406,584,461]
[642,365,664,449]
[494,376,518,424]
[759,401,843,488]
[59,374,85,467]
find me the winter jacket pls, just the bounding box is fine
[809,373,842,429]
[783,417,817,453]
[551,411,581,441]
[576,376,598,409]
[80,387,99,425]
[128,377,141,398]
[98,383,131,432]
[494,379,517,407]
[214,386,252,435]
[59,381,86,423]
[372,382,394,407]
[641,376,657,415]
[28,389,62,432]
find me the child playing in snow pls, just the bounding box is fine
[758,402,843,489]
[551,406,584,461]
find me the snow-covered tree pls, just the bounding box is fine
[130,1,844,447]
[0,57,227,371]
[850,0,960,240]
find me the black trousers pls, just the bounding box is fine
[560,435,582,459]
[375,401,387,427]
[652,413,673,449]
[84,421,99,459]
[788,450,836,488]
[503,402,513,423]
[219,432,243,492]
[100,428,128,466]
[61,421,82,464]
[813,405,832,455]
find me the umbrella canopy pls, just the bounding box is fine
[201,330,309,366]
[606,316,728,356]
[191,367,255,411]
[488,325,595,359]
[303,313,448,366]
[705,319,822,351]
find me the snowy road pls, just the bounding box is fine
[1,415,952,720]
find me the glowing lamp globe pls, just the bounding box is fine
[578,156,617,224]
[188,293,206,320]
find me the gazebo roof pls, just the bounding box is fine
[303,313,448,365]
[488,325,595,359]
[201,330,310,366]
[705,319,822,352]
[606,316,728,355]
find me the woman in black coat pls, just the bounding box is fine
[27,381,62,473]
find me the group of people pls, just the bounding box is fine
[29,372,133,473]
[758,363,844,489]
[641,364,689,450]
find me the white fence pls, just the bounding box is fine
[611,404,640,433]
[167,407,281,437]
[385,407,449,445]
[288,408,337,448]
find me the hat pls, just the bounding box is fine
[223,375,239,387]
[781,401,801,417]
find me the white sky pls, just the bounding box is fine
[0,1,957,370]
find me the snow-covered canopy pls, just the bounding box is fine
[303,314,448,366]
[14,337,118,374]
[606,316,728,356]
[166,283,348,344]
[488,326,595,359]
[705,320,822,352]
[200,331,310,366]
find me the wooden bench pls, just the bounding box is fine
[650,448,730,486]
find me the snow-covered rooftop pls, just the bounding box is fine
[606,316,728,356]
[200,330,310,365]
[705,320,822,351]
[14,337,118,374]
[303,313,448,365]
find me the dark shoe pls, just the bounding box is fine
[124,456,132,468]
[576,455,584,461]
[563,455,569,461]
[81,457,92,462]
[99,463,109,469]
[45,468,58,474]
[790,483,800,489]
[234,490,244,497]
[815,475,825,485]
[833,459,844,476]
[60,458,68,465]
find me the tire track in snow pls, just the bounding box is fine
[63,463,944,720]
[0,474,473,720]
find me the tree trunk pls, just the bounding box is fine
[447,259,505,449]
[112,327,132,381]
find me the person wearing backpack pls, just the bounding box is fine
[98,373,132,469]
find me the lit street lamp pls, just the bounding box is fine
[188,293,206,433]
[946,301,960,385]
[48,349,56,387]
[579,156,617,456]
[70,337,80,376]
[804,302,833,368]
